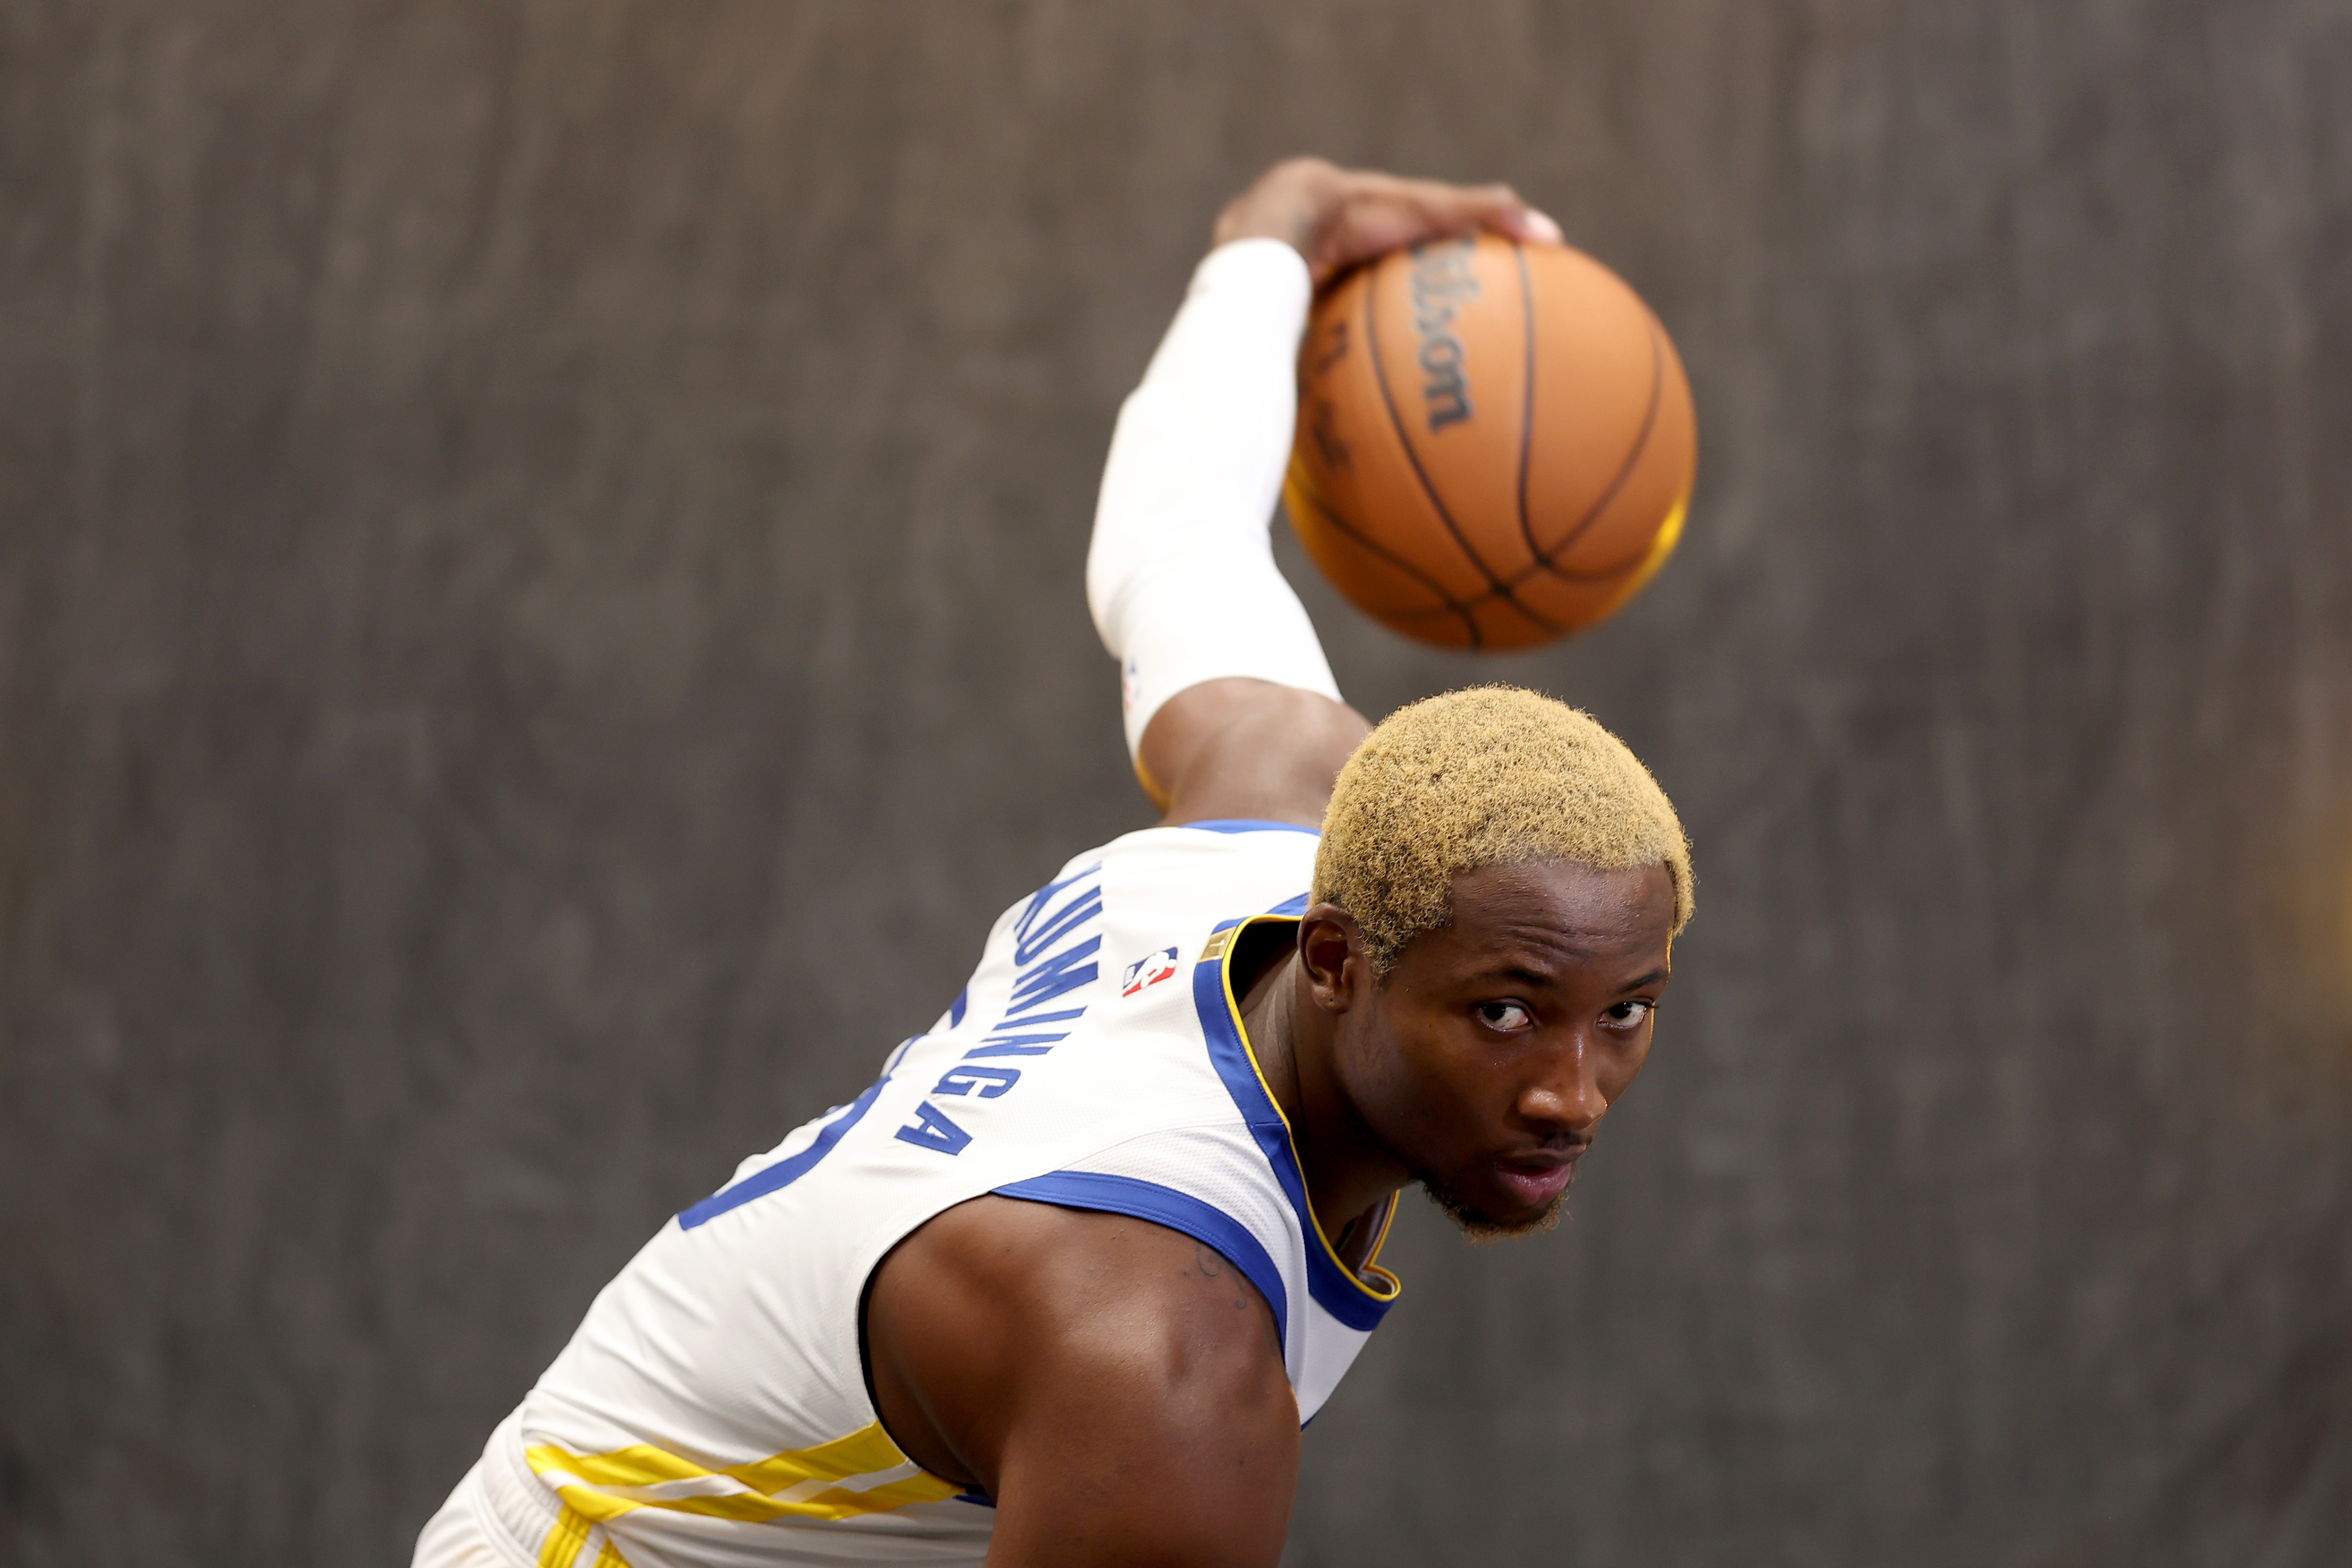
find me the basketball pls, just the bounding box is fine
[1283,233,1697,651]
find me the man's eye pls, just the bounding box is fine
[1476,1001,1533,1032]
[1600,1001,1652,1030]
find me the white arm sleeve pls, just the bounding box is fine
[1086,238,1344,765]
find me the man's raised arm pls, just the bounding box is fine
[855,161,1576,1568]
[1086,158,1561,827]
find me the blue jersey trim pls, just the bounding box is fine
[1192,918,1400,1333]
[994,1171,1291,1353]
[1174,819,1321,836]
[677,1075,891,1230]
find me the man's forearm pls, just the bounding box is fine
[1084,238,1341,773]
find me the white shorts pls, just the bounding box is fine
[413,1410,587,1568]
[412,1459,532,1568]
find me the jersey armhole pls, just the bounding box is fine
[851,1245,960,1507]
[992,1171,1291,1354]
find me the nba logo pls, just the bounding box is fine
[1121,946,1179,997]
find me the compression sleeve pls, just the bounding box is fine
[1086,238,1344,773]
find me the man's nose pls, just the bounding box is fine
[1516,1035,1609,1132]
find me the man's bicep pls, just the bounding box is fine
[867,1197,1300,1568]
[1143,678,1370,829]
[983,1307,1300,1568]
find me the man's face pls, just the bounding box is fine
[1334,860,1677,1236]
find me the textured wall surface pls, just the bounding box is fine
[5,3,2351,1565]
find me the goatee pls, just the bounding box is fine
[1418,1170,1569,1243]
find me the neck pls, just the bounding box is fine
[1239,949,1410,1239]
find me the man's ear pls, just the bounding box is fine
[1296,903,1363,1014]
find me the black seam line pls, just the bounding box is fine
[1512,241,1541,573]
[1288,467,1482,648]
[1449,565,1630,620]
[1472,544,1652,606]
[1433,561,1647,635]
[1540,552,1663,583]
[1452,512,1664,616]
[1290,467,1483,647]
[1514,313,1667,588]
[1494,244,1562,645]
[1365,244,1559,640]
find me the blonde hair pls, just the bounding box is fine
[1312,686,1693,974]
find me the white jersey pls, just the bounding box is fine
[428,820,1402,1568]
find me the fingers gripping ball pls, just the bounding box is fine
[1284,234,1697,651]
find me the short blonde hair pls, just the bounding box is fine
[1312,686,1693,974]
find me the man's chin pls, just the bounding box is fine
[1418,1171,1570,1242]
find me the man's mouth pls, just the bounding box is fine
[1491,1152,1582,1210]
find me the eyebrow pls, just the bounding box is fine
[1473,962,1671,991]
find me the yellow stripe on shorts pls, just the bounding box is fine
[534,1503,635,1568]
[536,1506,593,1568]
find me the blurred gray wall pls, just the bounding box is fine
[6,3,2351,1565]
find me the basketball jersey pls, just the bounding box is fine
[455,820,1403,1568]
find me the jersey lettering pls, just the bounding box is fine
[893,1100,973,1155]
[933,1065,1021,1098]
[1006,936,1100,1015]
[962,1041,1060,1059]
[1013,885,1105,966]
[896,868,1112,1159]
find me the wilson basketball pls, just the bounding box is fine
[1284,234,1696,650]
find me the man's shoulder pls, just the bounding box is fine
[1085,820,1321,932]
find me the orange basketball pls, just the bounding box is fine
[1284,233,1696,651]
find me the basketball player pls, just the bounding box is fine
[415,157,1694,1568]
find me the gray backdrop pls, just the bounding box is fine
[6,2,2351,1565]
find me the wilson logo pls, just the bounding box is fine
[1408,238,1481,433]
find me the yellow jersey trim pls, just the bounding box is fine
[1215,914,1402,1305]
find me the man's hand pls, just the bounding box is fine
[866,1197,1298,1567]
[1212,155,1563,286]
